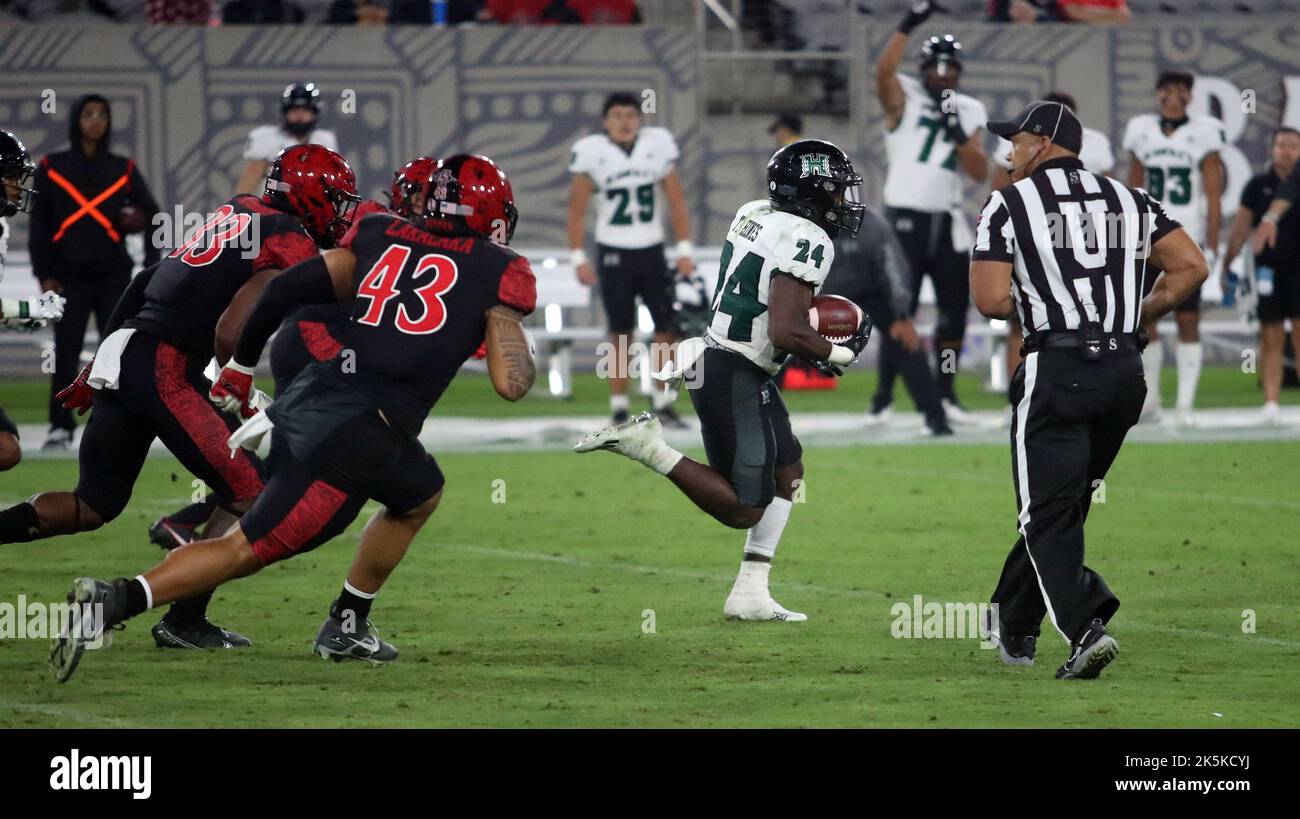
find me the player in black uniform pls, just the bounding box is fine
[50,154,537,680]
[145,159,436,546]
[0,144,359,651]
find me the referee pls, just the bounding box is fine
[970,101,1207,679]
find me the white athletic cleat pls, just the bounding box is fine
[724,590,807,622]
[863,405,893,426]
[574,411,682,474]
[1139,404,1163,425]
[941,398,979,426]
[1261,402,1281,426]
[1174,407,1197,428]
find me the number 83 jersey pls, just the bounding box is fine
[1121,113,1225,247]
[569,126,679,249]
[705,200,835,375]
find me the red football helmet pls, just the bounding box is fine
[422,154,518,245]
[263,144,360,246]
[389,156,438,219]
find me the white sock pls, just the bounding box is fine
[744,497,792,560]
[343,580,376,600]
[733,559,772,594]
[645,443,684,476]
[1175,341,1202,412]
[1141,343,1162,413]
[135,575,154,611]
[610,394,629,413]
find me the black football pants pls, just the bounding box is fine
[991,347,1145,645]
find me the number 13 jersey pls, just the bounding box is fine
[569,126,679,249]
[705,200,835,376]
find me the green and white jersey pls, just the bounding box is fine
[569,126,679,249]
[882,74,988,213]
[1121,113,1225,246]
[705,200,835,375]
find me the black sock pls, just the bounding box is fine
[168,497,219,528]
[121,577,150,621]
[330,586,374,630]
[0,502,41,543]
[163,591,213,626]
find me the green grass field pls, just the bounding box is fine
[1,439,1296,728]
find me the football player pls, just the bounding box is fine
[0,144,359,652]
[49,155,537,679]
[568,91,695,427]
[233,82,340,197]
[1123,71,1224,426]
[575,140,872,622]
[146,158,434,549]
[873,1,988,425]
[1,129,66,470]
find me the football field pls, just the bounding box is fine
[1,392,1296,727]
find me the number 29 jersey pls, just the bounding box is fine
[338,213,537,436]
[1121,114,1225,247]
[705,200,835,376]
[568,126,679,249]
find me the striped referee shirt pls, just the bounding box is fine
[972,156,1181,335]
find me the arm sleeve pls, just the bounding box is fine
[127,161,163,266]
[104,261,161,335]
[233,254,337,366]
[253,227,319,273]
[971,191,1015,262]
[497,255,538,315]
[27,159,55,280]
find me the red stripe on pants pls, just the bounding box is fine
[249,480,349,564]
[154,342,263,502]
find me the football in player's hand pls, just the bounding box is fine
[116,205,148,234]
[808,295,864,344]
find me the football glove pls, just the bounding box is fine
[898,0,946,34]
[57,360,96,416]
[209,361,258,419]
[845,312,874,356]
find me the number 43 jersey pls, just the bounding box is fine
[704,200,835,376]
[569,126,679,249]
[1121,114,1225,247]
[337,213,537,436]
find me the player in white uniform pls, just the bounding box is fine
[567,92,695,427]
[574,140,873,622]
[874,1,989,425]
[1123,71,1224,426]
[992,92,1115,400]
[0,129,65,470]
[233,82,340,198]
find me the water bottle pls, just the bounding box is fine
[432,0,448,25]
[1258,266,1275,299]
[1222,270,1238,308]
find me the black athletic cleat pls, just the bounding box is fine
[612,408,630,425]
[49,577,123,683]
[654,404,689,429]
[996,633,1036,666]
[312,615,399,664]
[148,515,200,550]
[1056,618,1119,679]
[151,617,252,649]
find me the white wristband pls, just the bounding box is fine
[828,344,856,366]
[1262,212,1280,225]
[226,360,257,376]
[571,248,588,268]
[675,240,694,259]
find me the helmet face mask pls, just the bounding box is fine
[281,82,322,137]
[766,139,865,238]
[0,130,36,218]
[920,35,963,95]
[263,144,360,247]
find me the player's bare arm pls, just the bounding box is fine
[954,127,988,182]
[234,159,269,197]
[1202,151,1223,249]
[1220,205,1254,274]
[1126,156,1145,189]
[1142,228,1210,325]
[566,173,596,285]
[661,168,694,276]
[875,32,909,130]
[214,267,281,366]
[485,304,536,401]
[970,259,1015,319]
[768,272,832,363]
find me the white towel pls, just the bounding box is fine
[653,336,707,383]
[86,328,137,391]
[227,407,275,459]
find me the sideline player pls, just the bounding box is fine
[567,92,695,426]
[50,155,537,680]
[575,140,872,622]
[233,82,339,197]
[1123,71,1225,425]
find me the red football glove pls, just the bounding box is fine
[57,360,96,415]
[209,362,258,419]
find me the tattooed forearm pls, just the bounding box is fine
[486,306,536,401]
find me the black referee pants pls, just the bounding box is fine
[991,347,1145,645]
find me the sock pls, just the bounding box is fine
[610,394,630,414]
[164,590,213,626]
[1175,341,1202,412]
[123,576,152,620]
[651,387,677,411]
[743,497,792,560]
[1141,342,1162,414]
[168,497,220,528]
[0,502,41,543]
[644,442,684,476]
[732,559,772,594]
[330,581,375,631]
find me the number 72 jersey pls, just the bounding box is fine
[704,200,835,375]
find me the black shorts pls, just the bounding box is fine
[687,347,802,508]
[0,405,17,438]
[597,243,675,333]
[1257,266,1300,323]
[239,410,444,566]
[75,332,266,522]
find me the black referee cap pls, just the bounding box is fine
[987,101,1083,154]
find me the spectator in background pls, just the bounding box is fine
[767,113,802,149]
[146,0,211,22]
[326,0,388,23]
[233,82,338,197]
[28,94,160,450]
[389,0,480,23]
[221,0,305,23]
[989,0,1130,23]
[568,0,639,23]
[483,0,638,24]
